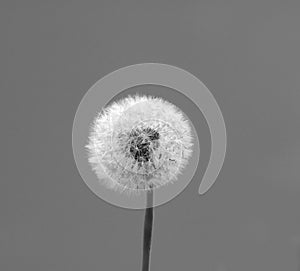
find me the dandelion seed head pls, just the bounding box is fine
[86,94,193,194]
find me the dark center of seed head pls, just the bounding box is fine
[128,127,160,164]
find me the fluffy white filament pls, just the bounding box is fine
[86,94,193,194]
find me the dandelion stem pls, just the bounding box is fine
[141,187,154,271]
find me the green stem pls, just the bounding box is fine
[141,188,154,271]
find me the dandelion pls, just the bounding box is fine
[86,94,193,271]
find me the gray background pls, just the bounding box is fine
[1,1,300,270]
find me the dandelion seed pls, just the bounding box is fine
[86,94,193,194]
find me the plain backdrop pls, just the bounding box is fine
[1,1,300,271]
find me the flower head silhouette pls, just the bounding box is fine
[86,94,193,194]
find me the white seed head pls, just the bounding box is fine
[86,94,193,194]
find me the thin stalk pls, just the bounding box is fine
[141,187,154,271]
